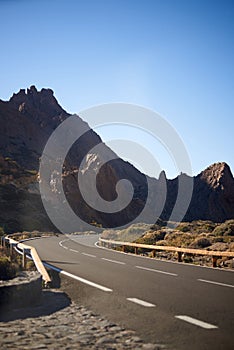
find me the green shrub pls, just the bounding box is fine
[212,236,224,243]
[213,221,234,236]
[0,256,17,280]
[26,260,36,270]
[163,232,194,247]
[190,237,211,249]
[135,230,167,245]
[177,221,216,234]
[183,254,193,263]
[0,227,4,237]
[177,223,191,232]
[149,224,162,232]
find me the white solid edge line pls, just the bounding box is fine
[43,262,112,292]
[127,298,155,307]
[135,265,178,276]
[175,315,218,329]
[198,279,234,288]
[82,252,96,258]
[60,270,112,292]
[101,258,125,265]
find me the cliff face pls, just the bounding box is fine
[186,162,234,222]
[0,86,152,231]
[0,86,68,169]
[0,86,234,233]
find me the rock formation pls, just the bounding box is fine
[0,86,234,232]
[185,162,234,222]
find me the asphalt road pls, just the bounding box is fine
[28,234,234,350]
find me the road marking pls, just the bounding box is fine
[175,315,218,329]
[60,270,112,292]
[70,249,79,253]
[95,241,234,272]
[42,262,112,292]
[127,298,155,307]
[198,279,234,288]
[82,252,96,258]
[135,265,178,276]
[101,258,125,265]
[59,239,69,247]
[63,246,68,249]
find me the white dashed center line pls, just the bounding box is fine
[135,265,178,276]
[198,279,234,288]
[175,315,218,329]
[81,252,96,258]
[101,258,125,265]
[127,298,155,307]
[70,249,79,253]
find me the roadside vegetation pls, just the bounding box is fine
[101,219,234,268]
[10,230,56,241]
[0,227,20,280]
[0,227,37,280]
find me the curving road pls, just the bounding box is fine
[28,234,234,350]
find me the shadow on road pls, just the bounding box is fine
[45,260,80,266]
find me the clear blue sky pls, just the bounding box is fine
[1,0,233,178]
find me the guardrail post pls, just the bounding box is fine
[22,248,26,269]
[9,243,13,259]
[212,256,218,268]
[1,236,5,247]
[152,250,156,258]
[135,247,138,255]
[122,245,125,253]
[177,251,182,262]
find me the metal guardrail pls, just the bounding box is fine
[99,238,234,267]
[1,235,51,284]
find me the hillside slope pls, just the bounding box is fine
[0,86,233,232]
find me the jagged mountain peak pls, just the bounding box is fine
[9,85,54,101]
[199,162,233,189]
[7,85,64,117]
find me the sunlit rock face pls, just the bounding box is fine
[186,162,234,222]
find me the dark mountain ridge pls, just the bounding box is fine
[0,86,233,233]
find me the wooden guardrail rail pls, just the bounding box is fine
[2,235,51,284]
[99,238,234,267]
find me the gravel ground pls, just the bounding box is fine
[0,284,167,350]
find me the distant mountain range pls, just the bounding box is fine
[0,86,234,233]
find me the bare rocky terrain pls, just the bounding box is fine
[0,285,165,350]
[0,86,234,234]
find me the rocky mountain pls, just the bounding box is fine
[186,162,234,222]
[0,86,233,233]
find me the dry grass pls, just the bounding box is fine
[102,220,234,268]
